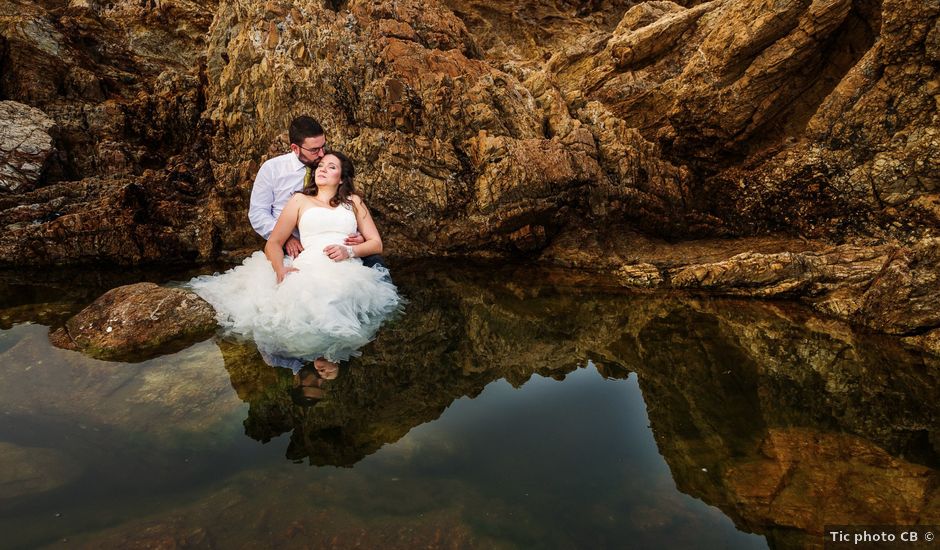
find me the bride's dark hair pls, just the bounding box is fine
[302,150,355,208]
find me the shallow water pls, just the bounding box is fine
[0,262,937,549]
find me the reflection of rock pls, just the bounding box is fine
[629,301,940,548]
[724,428,937,537]
[49,282,216,361]
[3,264,937,545]
[0,441,81,501]
[218,265,623,466]
[219,258,940,535]
[0,302,76,331]
[398,269,940,544]
[0,101,55,193]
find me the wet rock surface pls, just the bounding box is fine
[1,0,939,340]
[50,282,217,360]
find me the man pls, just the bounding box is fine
[249,116,386,269]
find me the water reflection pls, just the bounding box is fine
[207,264,939,547]
[630,303,940,548]
[0,262,937,547]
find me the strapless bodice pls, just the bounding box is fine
[297,205,357,259]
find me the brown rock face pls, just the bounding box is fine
[0,0,219,265]
[50,282,217,360]
[2,0,939,338]
[0,100,55,193]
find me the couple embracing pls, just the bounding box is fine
[190,116,402,362]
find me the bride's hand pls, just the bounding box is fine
[323,244,350,262]
[276,266,299,283]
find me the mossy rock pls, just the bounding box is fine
[51,282,217,362]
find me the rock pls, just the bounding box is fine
[901,329,940,357]
[51,283,217,361]
[609,2,712,70]
[545,230,940,337]
[854,238,940,334]
[615,263,663,288]
[0,101,55,193]
[1,0,939,343]
[666,245,891,298]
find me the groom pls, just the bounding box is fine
[248,115,385,268]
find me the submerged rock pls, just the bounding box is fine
[50,282,217,361]
[0,441,82,501]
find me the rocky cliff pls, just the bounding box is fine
[2,0,939,337]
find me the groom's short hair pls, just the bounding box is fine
[289,116,324,146]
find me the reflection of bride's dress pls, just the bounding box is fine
[189,205,401,361]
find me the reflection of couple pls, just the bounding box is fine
[290,358,338,407]
[190,116,401,361]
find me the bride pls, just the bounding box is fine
[189,151,401,361]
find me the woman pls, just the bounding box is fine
[189,151,401,361]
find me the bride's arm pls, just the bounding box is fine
[349,195,383,258]
[265,195,302,282]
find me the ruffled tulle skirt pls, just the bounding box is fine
[187,251,401,361]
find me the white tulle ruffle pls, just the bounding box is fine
[188,250,401,361]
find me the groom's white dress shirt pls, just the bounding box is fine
[248,152,307,239]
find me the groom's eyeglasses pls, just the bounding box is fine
[298,143,327,155]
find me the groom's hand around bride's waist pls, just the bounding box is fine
[344,232,365,246]
[285,235,304,258]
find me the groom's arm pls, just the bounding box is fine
[248,164,278,239]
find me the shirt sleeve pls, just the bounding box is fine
[248,162,277,240]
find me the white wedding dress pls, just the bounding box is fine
[188,204,401,361]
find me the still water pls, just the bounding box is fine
[0,262,937,549]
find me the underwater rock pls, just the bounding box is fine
[0,441,82,501]
[2,323,244,441]
[50,282,217,361]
